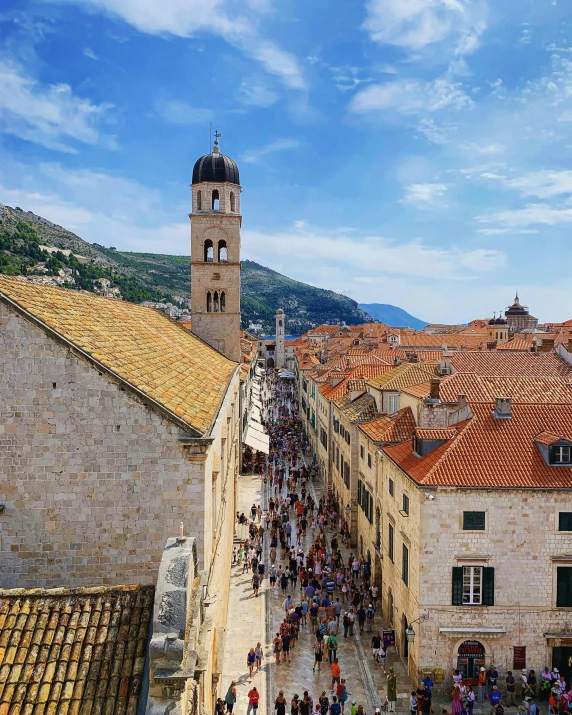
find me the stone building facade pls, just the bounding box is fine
[376,400,572,691]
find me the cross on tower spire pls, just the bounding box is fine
[213,130,221,148]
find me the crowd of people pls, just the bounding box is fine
[223,368,569,715]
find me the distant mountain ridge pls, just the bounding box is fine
[359,303,428,330]
[0,203,373,334]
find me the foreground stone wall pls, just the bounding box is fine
[0,304,210,587]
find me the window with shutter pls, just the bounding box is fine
[402,544,409,586]
[559,513,572,531]
[388,523,394,562]
[556,567,572,607]
[483,567,495,606]
[452,567,463,605]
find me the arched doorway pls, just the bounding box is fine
[267,357,275,368]
[456,640,486,684]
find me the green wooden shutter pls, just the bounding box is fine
[556,567,572,607]
[452,567,463,605]
[483,567,495,606]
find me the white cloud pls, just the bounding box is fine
[0,60,113,152]
[240,139,301,164]
[237,77,278,107]
[350,76,472,114]
[506,170,572,198]
[154,100,212,125]
[400,183,448,209]
[242,224,504,281]
[83,47,99,60]
[48,0,306,90]
[476,203,572,229]
[362,0,487,52]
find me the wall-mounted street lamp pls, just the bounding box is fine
[405,614,429,644]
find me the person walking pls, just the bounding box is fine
[314,638,324,672]
[247,687,260,715]
[247,648,256,679]
[224,681,237,713]
[505,672,516,707]
[387,667,397,713]
[273,633,283,664]
[331,659,341,693]
[255,642,264,672]
[478,668,487,704]
[252,571,261,597]
[327,633,338,664]
[337,679,350,715]
[275,692,287,715]
[291,695,300,715]
[452,685,463,715]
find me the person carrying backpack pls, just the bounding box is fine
[327,633,338,663]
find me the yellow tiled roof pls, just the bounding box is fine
[0,585,153,715]
[367,363,438,390]
[0,276,237,435]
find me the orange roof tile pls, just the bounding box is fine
[383,402,572,488]
[496,338,533,351]
[415,427,458,440]
[397,332,487,349]
[534,430,564,446]
[359,407,416,443]
[0,585,153,715]
[401,381,431,399]
[449,351,572,377]
[0,276,236,435]
[367,363,439,391]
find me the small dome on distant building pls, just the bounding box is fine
[192,135,240,185]
[506,292,528,316]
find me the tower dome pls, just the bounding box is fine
[192,137,240,185]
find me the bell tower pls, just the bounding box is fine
[190,132,241,362]
[276,308,285,368]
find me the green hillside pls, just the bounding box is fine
[0,203,372,334]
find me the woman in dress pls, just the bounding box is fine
[452,685,463,715]
[273,633,283,665]
[247,648,256,679]
[313,638,324,672]
[275,691,287,715]
[224,681,237,713]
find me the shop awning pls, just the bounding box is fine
[244,424,269,454]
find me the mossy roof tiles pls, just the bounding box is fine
[0,276,237,435]
[0,586,153,715]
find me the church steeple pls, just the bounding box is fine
[189,134,242,362]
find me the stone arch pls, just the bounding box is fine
[213,291,219,312]
[206,291,212,313]
[204,239,214,263]
[451,637,492,671]
[196,189,202,211]
[230,191,236,212]
[218,240,227,263]
[220,292,226,312]
[267,357,275,369]
[212,189,220,210]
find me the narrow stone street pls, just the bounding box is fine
[221,468,415,715]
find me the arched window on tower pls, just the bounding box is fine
[213,291,219,312]
[212,189,220,210]
[279,320,283,327]
[230,191,236,212]
[206,291,212,313]
[196,190,202,211]
[220,292,226,312]
[204,239,214,262]
[218,240,227,262]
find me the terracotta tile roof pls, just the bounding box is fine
[449,351,572,378]
[534,430,564,446]
[401,381,431,399]
[347,379,367,392]
[359,407,416,443]
[320,365,394,401]
[383,402,572,488]
[397,332,487,349]
[415,427,458,440]
[496,338,533,351]
[0,585,153,715]
[335,392,377,422]
[367,363,439,391]
[370,349,443,364]
[0,276,236,435]
[307,325,340,336]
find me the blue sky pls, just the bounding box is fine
[1,0,572,322]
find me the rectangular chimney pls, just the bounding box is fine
[493,396,512,419]
[429,377,440,402]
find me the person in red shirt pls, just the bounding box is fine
[247,687,259,715]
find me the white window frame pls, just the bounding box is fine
[462,566,483,605]
[388,394,399,413]
[553,446,572,464]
